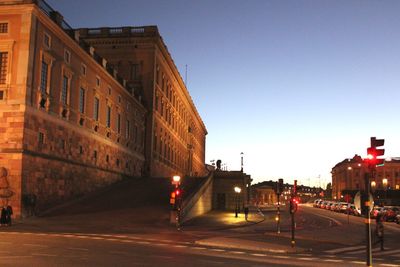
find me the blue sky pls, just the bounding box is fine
[47,0,400,187]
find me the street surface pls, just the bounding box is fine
[1,203,399,266]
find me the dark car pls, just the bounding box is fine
[395,214,400,224]
[384,206,400,222]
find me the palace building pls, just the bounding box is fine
[0,0,207,217]
[78,27,208,178]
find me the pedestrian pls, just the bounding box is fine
[244,206,249,221]
[0,206,6,226]
[5,205,12,226]
[375,213,384,251]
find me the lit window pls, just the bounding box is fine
[61,75,68,105]
[93,97,99,121]
[0,23,8,34]
[79,88,85,113]
[0,52,8,84]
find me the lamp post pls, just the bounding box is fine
[382,178,388,206]
[234,186,241,218]
[240,152,244,172]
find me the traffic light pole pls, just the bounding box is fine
[364,173,372,267]
[291,210,295,248]
[277,193,281,234]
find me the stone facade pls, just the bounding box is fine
[0,1,146,217]
[331,155,400,200]
[78,27,208,178]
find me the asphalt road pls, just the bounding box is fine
[0,204,399,267]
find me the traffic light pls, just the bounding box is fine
[277,178,284,194]
[366,137,385,167]
[289,198,298,214]
[293,180,297,196]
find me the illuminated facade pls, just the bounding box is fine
[0,0,146,216]
[331,155,400,200]
[78,27,208,178]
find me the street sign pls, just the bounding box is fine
[354,191,374,214]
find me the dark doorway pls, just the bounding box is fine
[216,193,226,210]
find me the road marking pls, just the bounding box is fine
[23,243,48,248]
[350,261,365,265]
[0,241,12,244]
[210,249,226,252]
[230,251,245,254]
[379,264,400,267]
[173,245,187,248]
[375,248,400,256]
[32,253,57,257]
[67,247,89,251]
[272,255,290,259]
[312,213,343,226]
[0,256,32,259]
[191,247,207,250]
[297,257,315,261]
[153,243,168,246]
[325,245,365,254]
[251,253,266,257]
[323,259,343,263]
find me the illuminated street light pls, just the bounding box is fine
[234,186,241,218]
[347,166,352,170]
[371,181,376,189]
[173,175,181,183]
[383,178,388,205]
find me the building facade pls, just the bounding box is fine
[78,27,208,178]
[331,155,400,200]
[0,0,146,216]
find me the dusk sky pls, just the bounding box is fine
[47,0,400,187]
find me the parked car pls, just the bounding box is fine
[313,199,321,208]
[331,202,341,212]
[371,206,384,219]
[395,214,400,224]
[383,206,400,222]
[338,202,349,213]
[349,204,361,216]
[320,201,328,209]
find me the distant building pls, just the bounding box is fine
[0,0,207,217]
[331,155,400,201]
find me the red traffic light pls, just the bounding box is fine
[175,189,181,196]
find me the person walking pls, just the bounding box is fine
[244,206,249,221]
[5,205,12,226]
[0,206,6,226]
[375,212,384,251]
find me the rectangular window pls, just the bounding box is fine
[0,52,8,84]
[44,33,51,48]
[93,97,99,121]
[61,75,68,105]
[0,23,8,34]
[64,50,70,63]
[126,119,130,139]
[79,88,85,113]
[117,113,121,134]
[131,64,139,80]
[81,64,86,76]
[106,106,111,128]
[96,77,100,87]
[40,60,48,93]
[38,132,45,145]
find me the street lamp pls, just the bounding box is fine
[234,186,241,218]
[240,152,244,172]
[382,178,388,205]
